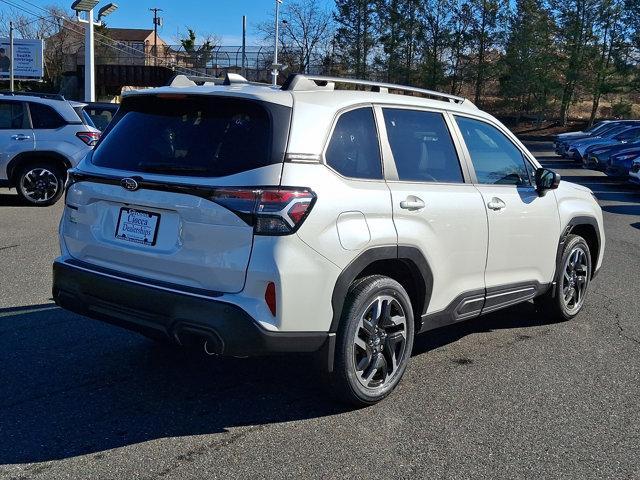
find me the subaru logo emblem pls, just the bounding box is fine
[121,178,139,191]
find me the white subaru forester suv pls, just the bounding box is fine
[53,74,605,405]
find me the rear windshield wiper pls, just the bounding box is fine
[138,163,210,175]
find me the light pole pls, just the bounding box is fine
[8,21,14,92]
[72,0,118,102]
[271,0,282,87]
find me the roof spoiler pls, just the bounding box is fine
[167,73,252,88]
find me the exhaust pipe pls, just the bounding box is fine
[173,324,224,355]
[203,340,219,356]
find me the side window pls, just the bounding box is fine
[525,159,537,184]
[88,108,114,131]
[28,102,66,129]
[325,107,383,180]
[383,108,463,183]
[0,101,29,129]
[455,115,531,186]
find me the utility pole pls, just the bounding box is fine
[241,15,246,78]
[9,21,14,92]
[271,0,282,86]
[150,7,163,66]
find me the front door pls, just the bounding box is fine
[452,114,560,307]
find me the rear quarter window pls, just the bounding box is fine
[325,107,383,180]
[91,95,291,177]
[29,103,67,129]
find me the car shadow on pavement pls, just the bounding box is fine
[0,300,560,465]
[0,192,29,207]
[413,301,555,357]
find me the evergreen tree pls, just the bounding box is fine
[334,0,377,78]
[500,0,559,116]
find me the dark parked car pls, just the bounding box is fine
[583,139,640,171]
[556,120,640,158]
[607,146,640,177]
[81,102,119,131]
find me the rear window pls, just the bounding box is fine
[91,95,290,177]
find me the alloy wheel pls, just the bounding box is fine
[352,295,408,389]
[19,168,59,203]
[560,246,589,314]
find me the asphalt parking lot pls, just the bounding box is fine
[1,141,639,480]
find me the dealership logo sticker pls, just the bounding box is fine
[121,178,139,191]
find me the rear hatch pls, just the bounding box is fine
[61,92,292,294]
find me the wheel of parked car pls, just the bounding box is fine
[331,275,415,406]
[15,162,65,206]
[535,234,592,320]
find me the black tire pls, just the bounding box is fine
[535,234,592,321]
[331,275,415,406]
[15,162,65,206]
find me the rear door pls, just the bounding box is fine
[0,100,34,181]
[61,94,291,294]
[378,106,488,318]
[451,114,560,304]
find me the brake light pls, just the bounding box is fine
[210,187,316,235]
[76,131,101,146]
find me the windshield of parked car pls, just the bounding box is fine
[91,95,291,177]
[600,125,632,138]
[614,127,640,141]
[589,122,612,135]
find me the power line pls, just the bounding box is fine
[0,0,212,77]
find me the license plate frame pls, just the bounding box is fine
[114,207,160,246]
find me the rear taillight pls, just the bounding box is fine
[210,187,316,235]
[76,131,101,146]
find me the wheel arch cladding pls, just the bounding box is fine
[330,245,433,333]
[8,151,71,183]
[563,216,600,279]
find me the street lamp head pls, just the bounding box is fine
[71,0,99,12]
[98,3,118,19]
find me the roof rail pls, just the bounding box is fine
[0,91,66,101]
[281,74,475,107]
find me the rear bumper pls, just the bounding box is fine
[52,259,334,361]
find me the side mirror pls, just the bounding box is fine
[535,167,561,195]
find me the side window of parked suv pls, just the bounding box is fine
[455,116,530,186]
[28,102,66,129]
[0,101,29,129]
[325,107,383,180]
[383,108,463,183]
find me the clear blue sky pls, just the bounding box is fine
[0,0,334,45]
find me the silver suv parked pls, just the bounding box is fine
[0,92,100,206]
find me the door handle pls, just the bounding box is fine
[11,134,31,141]
[487,197,506,211]
[400,196,425,211]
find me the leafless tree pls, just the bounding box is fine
[256,0,334,74]
[0,5,79,86]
